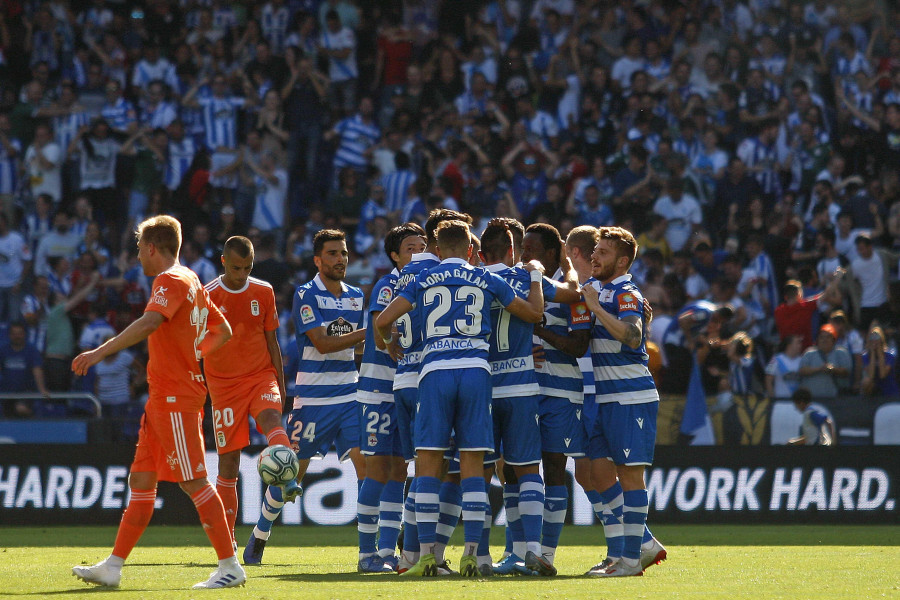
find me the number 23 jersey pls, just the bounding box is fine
[144,264,226,411]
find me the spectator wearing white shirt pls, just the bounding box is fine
[653,177,703,252]
[67,119,122,229]
[248,151,288,248]
[130,42,178,96]
[612,36,646,91]
[24,123,63,204]
[0,213,31,321]
[850,234,890,331]
[765,334,803,398]
[320,9,358,114]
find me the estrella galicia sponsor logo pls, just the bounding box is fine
[327,317,354,336]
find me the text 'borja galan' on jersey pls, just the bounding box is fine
[485,263,557,398]
[587,274,659,405]
[203,276,279,384]
[392,252,439,391]
[292,273,365,407]
[534,268,592,403]
[357,269,399,404]
[398,257,517,380]
[144,264,226,411]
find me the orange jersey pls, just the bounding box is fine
[203,276,280,383]
[144,264,226,412]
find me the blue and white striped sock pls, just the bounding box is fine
[402,477,420,556]
[503,483,524,557]
[357,478,384,557]
[253,485,284,540]
[461,477,487,548]
[622,489,649,562]
[518,474,545,556]
[598,482,624,558]
[477,502,492,558]
[377,479,405,557]
[414,476,441,549]
[435,480,462,548]
[541,485,567,562]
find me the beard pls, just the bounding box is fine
[592,261,615,282]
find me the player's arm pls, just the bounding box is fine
[197,299,232,358]
[504,261,545,323]
[72,311,165,375]
[545,278,582,304]
[265,329,286,402]
[583,285,643,350]
[374,297,414,345]
[533,327,590,358]
[305,324,366,355]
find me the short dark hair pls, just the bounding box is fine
[313,229,346,255]
[599,226,639,267]
[223,235,253,258]
[435,220,471,254]
[384,223,425,268]
[425,209,472,245]
[492,217,525,252]
[792,387,812,405]
[526,222,563,263]
[480,218,514,262]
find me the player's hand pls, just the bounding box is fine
[387,339,404,362]
[532,344,546,369]
[72,350,101,376]
[523,259,545,274]
[582,283,601,312]
[643,298,653,326]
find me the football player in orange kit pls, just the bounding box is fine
[71,215,246,589]
[203,235,297,548]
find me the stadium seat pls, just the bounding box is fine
[872,403,900,445]
[770,401,835,445]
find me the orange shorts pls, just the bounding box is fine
[209,377,282,454]
[132,408,208,483]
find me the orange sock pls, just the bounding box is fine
[216,476,239,537]
[266,427,291,448]
[191,484,235,560]
[112,489,156,560]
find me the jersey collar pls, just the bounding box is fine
[313,273,347,295]
[610,274,632,286]
[411,252,439,262]
[441,257,469,266]
[215,275,250,294]
[391,268,399,276]
[484,262,507,273]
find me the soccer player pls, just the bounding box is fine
[71,215,245,589]
[356,223,426,573]
[582,226,666,577]
[203,236,296,548]
[479,219,580,577]
[244,229,367,564]
[375,219,545,577]
[389,209,471,575]
[520,223,591,571]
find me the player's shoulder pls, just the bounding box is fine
[203,275,223,292]
[294,279,316,300]
[248,276,274,290]
[344,282,365,298]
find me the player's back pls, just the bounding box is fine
[402,258,515,379]
[145,264,217,411]
[393,252,439,390]
[535,269,591,402]
[485,264,544,398]
[291,274,365,407]
[358,270,398,403]
[589,276,658,405]
[204,276,279,383]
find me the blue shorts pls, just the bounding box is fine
[415,368,493,452]
[288,401,359,461]
[581,393,598,442]
[538,395,585,457]
[359,401,403,457]
[589,402,658,465]
[394,387,417,461]
[491,395,541,465]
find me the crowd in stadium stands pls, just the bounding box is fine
[0,0,899,434]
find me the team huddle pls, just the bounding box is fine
[69,209,665,589]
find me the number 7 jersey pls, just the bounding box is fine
[144,264,226,412]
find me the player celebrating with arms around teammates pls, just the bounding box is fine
[376,220,546,578]
[355,223,426,573]
[203,236,297,548]
[245,229,367,564]
[71,216,245,589]
[582,226,665,577]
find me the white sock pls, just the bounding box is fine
[402,550,420,563]
[377,548,394,559]
[218,555,240,569]
[476,554,492,567]
[541,546,557,565]
[359,551,375,560]
[105,555,124,569]
[512,541,526,558]
[434,541,446,562]
[252,526,271,541]
[526,541,541,556]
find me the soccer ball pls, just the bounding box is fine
[257,445,300,486]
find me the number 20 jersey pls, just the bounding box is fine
[398,257,517,380]
[144,264,226,412]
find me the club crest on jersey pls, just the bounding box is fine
[251,300,260,316]
[378,286,392,306]
[327,317,354,336]
[300,304,315,324]
[619,293,638,312]
[368,433,378,447]
[216,431,226,447]
[571,302,591,324]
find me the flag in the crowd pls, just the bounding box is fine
[680,352,715,445]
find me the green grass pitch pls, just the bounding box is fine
[2,525,898,599]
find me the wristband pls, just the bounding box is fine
[382,334,393,345]
[530,269,542,283]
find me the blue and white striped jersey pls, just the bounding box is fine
[333,115,380,171]
[292,273,366,407]
[165,138,196,190]
[0,137,20,194]
[54,110,89,159]
[198,96,245,150]
[382,169,416,214]
[357,270,399,404]
[398,258,517,380]
[131,58,177,90]
[261,4,290,55]
[588,275,659,405]
[393,252,439,390]
[486,264,557,399]
[534,269,592,403]
[101,98,137,132]
[140,101,178,129]
[736,136,781,197]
